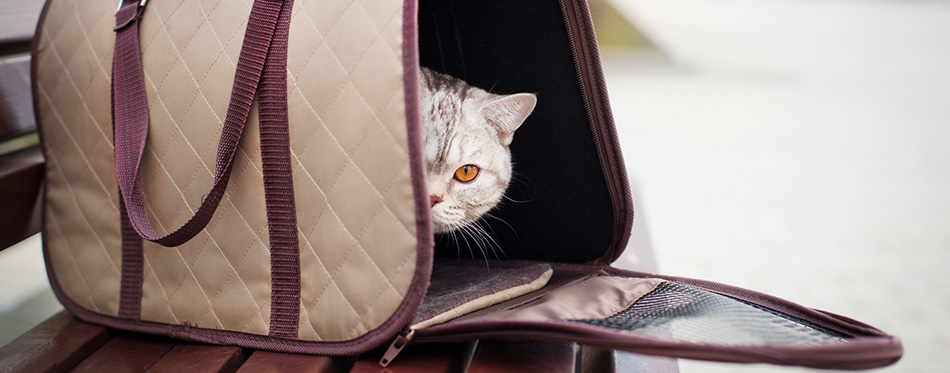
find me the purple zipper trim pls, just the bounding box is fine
[558,0,634,265]
[414,320,901,370]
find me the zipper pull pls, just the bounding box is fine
[379,328,415,367]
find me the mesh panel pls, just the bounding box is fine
[575,282,848,346]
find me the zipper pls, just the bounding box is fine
[557,0,631,264]
[411,321,900,370]
[379,328,415,367]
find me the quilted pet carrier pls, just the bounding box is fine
[33,0,902,368]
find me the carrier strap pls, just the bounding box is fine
[257,0,301,339]
[113,0,300,337]
[113,0,282,247]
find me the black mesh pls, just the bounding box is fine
[575,282,848,346]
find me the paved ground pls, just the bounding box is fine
[0,235,62,346]
[608,0,950,371]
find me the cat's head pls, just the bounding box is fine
[419,68,537,234]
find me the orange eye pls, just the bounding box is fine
[454,165,479,182]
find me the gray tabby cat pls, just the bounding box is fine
[418,67,537,234]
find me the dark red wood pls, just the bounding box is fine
[236,351,352,373]
[0,55,34,140]
[466,340,576,373]
[581,345,682,373]
[146,344,248,373]
[0,145,43,250]
[350,342,476,373]
[71,336,174,372]
[580,345,616,373]
[0,311,112,373]
[0,0,43,53]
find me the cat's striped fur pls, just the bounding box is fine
[418,67,537,235]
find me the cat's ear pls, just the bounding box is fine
[481,93,537,145]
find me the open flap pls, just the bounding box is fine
[429,275,849,346]
[415,269,901,369]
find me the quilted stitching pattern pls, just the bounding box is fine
[289,0,417,341]
[37,0,122,317]
[38,0,418,341]
[135,0,271,336]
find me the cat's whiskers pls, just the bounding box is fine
[473,221,505,260]
[456,223,490,268]
[466,224,492,261]
[453,222,477,260]
[448,229,461,258]
[458,221,504,264]
[504,171,537,204]
[484,212,518,239]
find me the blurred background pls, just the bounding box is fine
[1,0,947,372]
[595,0,950,372]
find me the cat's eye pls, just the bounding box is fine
[454,165,479,183]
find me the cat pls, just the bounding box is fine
[418,66,537,235]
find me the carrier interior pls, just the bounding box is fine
[417,0,616,264]
[413,3,862,352]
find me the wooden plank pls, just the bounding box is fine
[146,344,247,373]
[0,53,42,251]
[72,336,174,372]
[236,351,352,373]
[0,146,43,250]
[580,345,680,373]
[0,0,45,48]
[466,340,576,373]
[579,345,615,373]
[350,341,476,373]
[0,55,35,141]
[0,311,111,373]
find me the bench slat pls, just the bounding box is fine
[146,344,247,373]
[580,346,680,373]
[350,341,476,373]
[0,311,111,373]
[466,340,576,373]
[0,0,45,48]
[72,336,174,372]
[0,146,43,250]
[0,55,35,141]
[236,351,352,373]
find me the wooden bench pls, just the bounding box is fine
[0,2,679,371]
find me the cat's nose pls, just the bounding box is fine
[430,195,443,207]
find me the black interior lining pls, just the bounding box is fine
[418,0,614,263]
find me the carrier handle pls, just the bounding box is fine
[112,0,285,247]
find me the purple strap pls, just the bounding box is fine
[118,199,143,319]
[113,1,147,321]
[258,0,300,338]
[113,0,300,336]
[113,0,282,247]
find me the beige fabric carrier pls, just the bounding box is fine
[36,0,429,351]
[34,0,903,368]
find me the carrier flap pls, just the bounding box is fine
[411,265,902,370]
